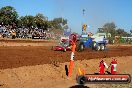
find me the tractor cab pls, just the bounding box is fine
[76,34,93,52]
[80,34,93,48]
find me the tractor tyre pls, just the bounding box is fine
[95,44,101,51]
[76,41,84,52]
[92,42,97,50]
[100,44,105,51]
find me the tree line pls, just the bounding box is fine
[0,6,67,30]
[98,22,132,37]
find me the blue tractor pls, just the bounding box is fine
[76,34,107,52]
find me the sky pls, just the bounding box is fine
[0,0,132,34]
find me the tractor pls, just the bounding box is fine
[53,32,107,52]
[76,33,107,52]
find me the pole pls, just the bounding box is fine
[82,9,85,34]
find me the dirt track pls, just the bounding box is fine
[0,40,132,88]
[0,40,132,69]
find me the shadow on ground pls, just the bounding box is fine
[69,85,89,88]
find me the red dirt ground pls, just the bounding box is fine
[0,40,132,88]
[0,40,132,69]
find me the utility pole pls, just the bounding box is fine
[82,9,87,34]
[83,9,85,16]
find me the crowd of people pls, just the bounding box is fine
[0,25,62,40]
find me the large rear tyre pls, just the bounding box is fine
[80,44,84,51]
[100,44,105,51]
[93,42,100,51]
[76,41,84,52]
[95,45,101,51]
[92,42,96,50]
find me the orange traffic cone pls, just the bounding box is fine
[68,60,74,77]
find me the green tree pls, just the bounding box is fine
[97,22,116,37]
[116,28,124,36]
[102,22,116,37]
[52,17,67,29]
[35,13,47,21]
[97,22,117,44]
[0,6,68,31]
[0,6,18,25]
[34,13,47,29]
[19,15,35,28]
[116,28,131,37]
[19,13,49,30]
